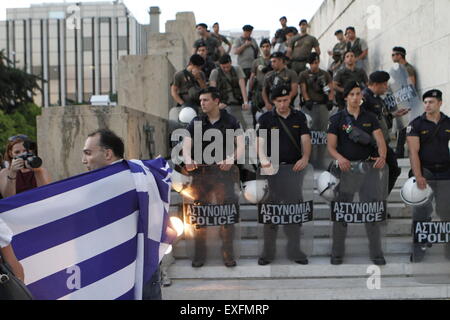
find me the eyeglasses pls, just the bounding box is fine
[8,134,28,142]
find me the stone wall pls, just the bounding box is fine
[309,0,450,113]
[37,105,168,181]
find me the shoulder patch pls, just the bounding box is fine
[406,126,412,134]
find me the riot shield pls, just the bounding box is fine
[328,161,388,263]
[411,180,450,283]
[386,64,423,130]
[303,106,333,171]
[257,164,315,264]
[182,165,241,266]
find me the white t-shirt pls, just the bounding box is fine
[0,218,13,248]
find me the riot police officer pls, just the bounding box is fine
[327,81,388,265]
[182,87,245,268]
[362,71,409,196]
[256,85,312,265]
[407,89,450,262]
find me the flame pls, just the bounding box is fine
[169,216,185,237]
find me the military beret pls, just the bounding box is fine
[369,71,390,83]
[299,19,308,26]
[423,89,443,101]
[343,81,363,98]
[270,85,291,100]
[243,25,254,31]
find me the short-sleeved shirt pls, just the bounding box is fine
[209,66,246,104]
[288,34,320,60]
[333,66,368,88]
[298,68,332,103]
[251,57,271,89]
[187,109,242,162]
[328,108,381,161]
[233,37,259,69]
[257,109,311,164]
[333,41,347,59]
[362,87,392,142]
[173,69,206,105]
[263,67,298,94]
[404,63,417,81]
[407,113,450,168]
[193,36,221,61]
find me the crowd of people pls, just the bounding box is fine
[170,17,449,271]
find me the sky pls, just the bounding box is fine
[0,0,324,37]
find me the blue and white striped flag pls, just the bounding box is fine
[0,158,176,300]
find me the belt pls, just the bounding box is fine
[424,163,450,173]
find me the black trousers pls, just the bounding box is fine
[386,146,401,195]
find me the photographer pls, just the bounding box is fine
[0,136,51,198]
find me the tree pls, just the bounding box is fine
[0,50,42,114]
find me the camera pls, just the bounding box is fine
[15,140,43,169]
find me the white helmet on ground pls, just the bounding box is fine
[317,171,340,202]
[179,107,197,124]
[242,180,269,204]
[400,177,433,207]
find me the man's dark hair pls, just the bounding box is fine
[195,40,208,50]
[199,87,221,101]
[88,129,124,159]
[213,22,219,27]
[260,38,271,47]
[299,19,308,26]
[334,29,343,36]
[196,23,208,29]
[393,46,407,57]
[219,54,232,65]
[285,26,298,35]
[280,16,287,21]
[190,54,205,67]
[308,52,320,64]
[345,26,356,34]
[344,50,356,59]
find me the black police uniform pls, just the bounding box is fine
[362,87,401,195]
[407,111,450,260]
[186,110,242,266]
[328,108,386,261]
[257,108,311,262]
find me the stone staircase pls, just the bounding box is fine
[162,159,450,300]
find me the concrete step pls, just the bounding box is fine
[162,276,450,300]
[173,237,413,259]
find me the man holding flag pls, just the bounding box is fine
[0,129,175,300]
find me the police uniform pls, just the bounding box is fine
[193,36,221,62]
[288,33,320,75]
[346,37,368,70]
[186,110,243,267]
[362,71,401,195]
[210,65,250,129]
[407,90,450,260]
[328,106,386,263]
[256,87,311,264]
[172,69,207,108]
[299,68,333,169]
[263,66,298,105]
[250,56,272,125]
[333,67,368,109]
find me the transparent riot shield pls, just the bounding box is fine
[386,64,423,130]
[328,161,388,263]
[257,164,315,264]
[303,106,333,171]
[411,180,450,283]
[182,165,241,266]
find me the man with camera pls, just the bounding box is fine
[299,52,334,169]
[0,136,51,198]
[248,39,272,127]
[327,81,387,265]
[262,52,299,112]
[233,25,259,82]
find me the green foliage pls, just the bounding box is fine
[0,50,42,114]
[0,103,41,156]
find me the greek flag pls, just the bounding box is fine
[0,158,176,300]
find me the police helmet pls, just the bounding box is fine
[317,171,340,202]
[179,107,197,124]
[242,180,269,204]
[400,177,434,207]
